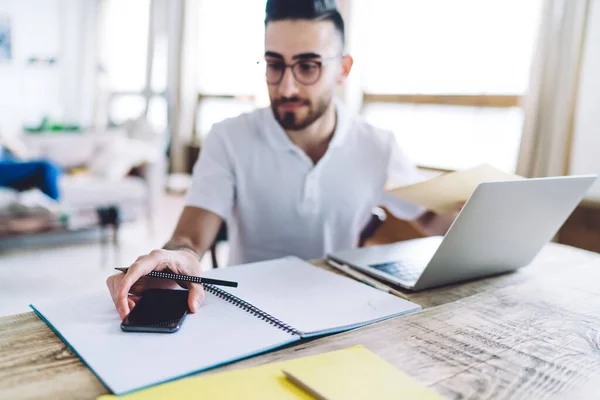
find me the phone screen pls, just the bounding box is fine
[121,289,189,333]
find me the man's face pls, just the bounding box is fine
[264,19,349,131]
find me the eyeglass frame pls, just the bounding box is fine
[259,55,343,86]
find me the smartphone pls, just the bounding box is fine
[121,289,189,333]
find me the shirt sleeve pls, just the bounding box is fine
[184,127,235,219]
[378,132,427,221]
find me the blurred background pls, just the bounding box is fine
[0,0,599,316]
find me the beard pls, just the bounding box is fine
[271,92,333,131]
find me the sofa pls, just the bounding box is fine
[1,129,166,238]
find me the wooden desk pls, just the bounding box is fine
[2,243,600,399]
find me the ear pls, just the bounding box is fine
[337,54,354,85]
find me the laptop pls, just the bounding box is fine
[328,175,597,291]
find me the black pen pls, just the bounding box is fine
[115,267,238,288]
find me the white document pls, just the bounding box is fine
[31,257,421,395]
[31,291,297,395]
[387,163,523,214]
[203,256,421,337]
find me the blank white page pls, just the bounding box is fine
[31,290,297,395]
[203,257,421,336]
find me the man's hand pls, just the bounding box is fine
[413,202,465,236]
[106,249,205,320]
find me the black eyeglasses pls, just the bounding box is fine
[261,56,341,86]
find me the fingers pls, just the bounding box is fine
[451,201,466,218]
[106,273,129,319]
[128,294,141,303]
[186,283,206,313]
[169,251,206,312]
[109,249,205,318]
[115,251,170,319]
[127,297,136,311]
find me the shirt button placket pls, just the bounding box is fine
[302,171,319,214]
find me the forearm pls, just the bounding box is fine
[162,237,208,259]
[162,206,223,259]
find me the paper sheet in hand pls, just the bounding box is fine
[388,164,522,213]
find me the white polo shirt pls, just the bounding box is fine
[185,101,425,266]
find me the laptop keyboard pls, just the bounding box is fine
[368,260,423,281]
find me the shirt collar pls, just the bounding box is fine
[262,98,350,152]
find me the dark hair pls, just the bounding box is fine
[265,0,345,47]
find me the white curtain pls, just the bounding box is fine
[517,0,592,177]
[168,0,200,173]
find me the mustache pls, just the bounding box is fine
[273,97,310,106]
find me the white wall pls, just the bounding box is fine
[59,0,98,126]
[571,0,600,201]
[0,0,96,137]
[0,0,62,135]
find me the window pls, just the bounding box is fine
[98,0,168,134]
[108,95,146,126]
[100,0,150,92]
[193,0,268,141]
[357,0,543,171]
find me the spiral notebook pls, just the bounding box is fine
[30,256,421,395]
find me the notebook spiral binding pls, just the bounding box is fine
[204,285,300,336]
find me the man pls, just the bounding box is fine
[107,0,460,319]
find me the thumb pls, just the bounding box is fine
[186,283,206,313]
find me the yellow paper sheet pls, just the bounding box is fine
[97,346,438,400]
[282,346,440,400]
[97,359,313,400]
[388,163,523,214]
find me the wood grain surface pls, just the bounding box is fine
[1,243,599,400]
